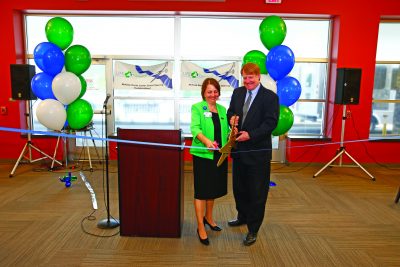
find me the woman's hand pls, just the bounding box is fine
[205,140,218,150]
[212,141,219,149]
[196,133,218,150]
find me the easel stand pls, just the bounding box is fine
[313,105,375,181]
[10,101,62,177]
[75,123,102,172]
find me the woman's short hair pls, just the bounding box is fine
[201,78,221,100]
[241,62,261,76]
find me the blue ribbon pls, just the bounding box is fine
[0,126,397,153]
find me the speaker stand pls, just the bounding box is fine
[313,105,375,181]
[395,186,400,204]
[9,101,62,177]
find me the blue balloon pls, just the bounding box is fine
[34,42,52,71]
[266,45,295,81]
[63,108,69,129]
[33,42,64,76]
[277,76,302,106]
[31,72,56,100]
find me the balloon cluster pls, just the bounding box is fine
[31,17,94,131]
[243,15,302,136]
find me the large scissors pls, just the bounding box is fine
[217,115,238,167]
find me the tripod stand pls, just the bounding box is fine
[10,101,62,177]
[313,105,375,181]
[97,94,119,229]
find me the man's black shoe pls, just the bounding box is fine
[228,219,245,227]
[243,232,257,246]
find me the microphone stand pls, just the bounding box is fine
[97,94,119,229]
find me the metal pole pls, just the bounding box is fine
[97,94,119,229]
[338,105,347,166]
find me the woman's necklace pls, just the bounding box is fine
[208,104,217,113]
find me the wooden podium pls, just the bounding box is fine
[117,129,184,237]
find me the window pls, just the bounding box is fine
[25,14,330,140]
[288,62,328,136]
[372,22,400,137]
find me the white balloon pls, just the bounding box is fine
[261,74,277,94]
[52,71,81,105]
[36,99,67,131]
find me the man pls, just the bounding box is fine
[227,62,279,246]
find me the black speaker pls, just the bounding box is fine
[334,68,361,105]
[10,64,37,100]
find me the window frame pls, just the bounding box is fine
[24,13,331,139]
[371,20,400,138]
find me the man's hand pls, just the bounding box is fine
[230,115,239,127]
[236,131,250,142]
[231,126,238,137]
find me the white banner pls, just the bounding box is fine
[181,61,239,90]
[114,61,173,90]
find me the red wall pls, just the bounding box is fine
[1,0,400,163]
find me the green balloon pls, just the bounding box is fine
[67,99,93,130]
[65,45,92,75]
[272,105,294,136]
[243,50,268,74]
[45,17,74,50]
[77,75,87,99]
[259,15,287,50]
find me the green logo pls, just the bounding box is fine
[125,71,133,78]
[191,71,198,78]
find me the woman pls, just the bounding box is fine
[190,78,230,246]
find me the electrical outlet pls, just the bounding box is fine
[0,106,7,115]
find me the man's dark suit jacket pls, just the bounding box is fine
[227,85,279,165]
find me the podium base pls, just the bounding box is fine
[97,218,120,229]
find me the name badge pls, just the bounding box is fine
[203,112,212,118]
